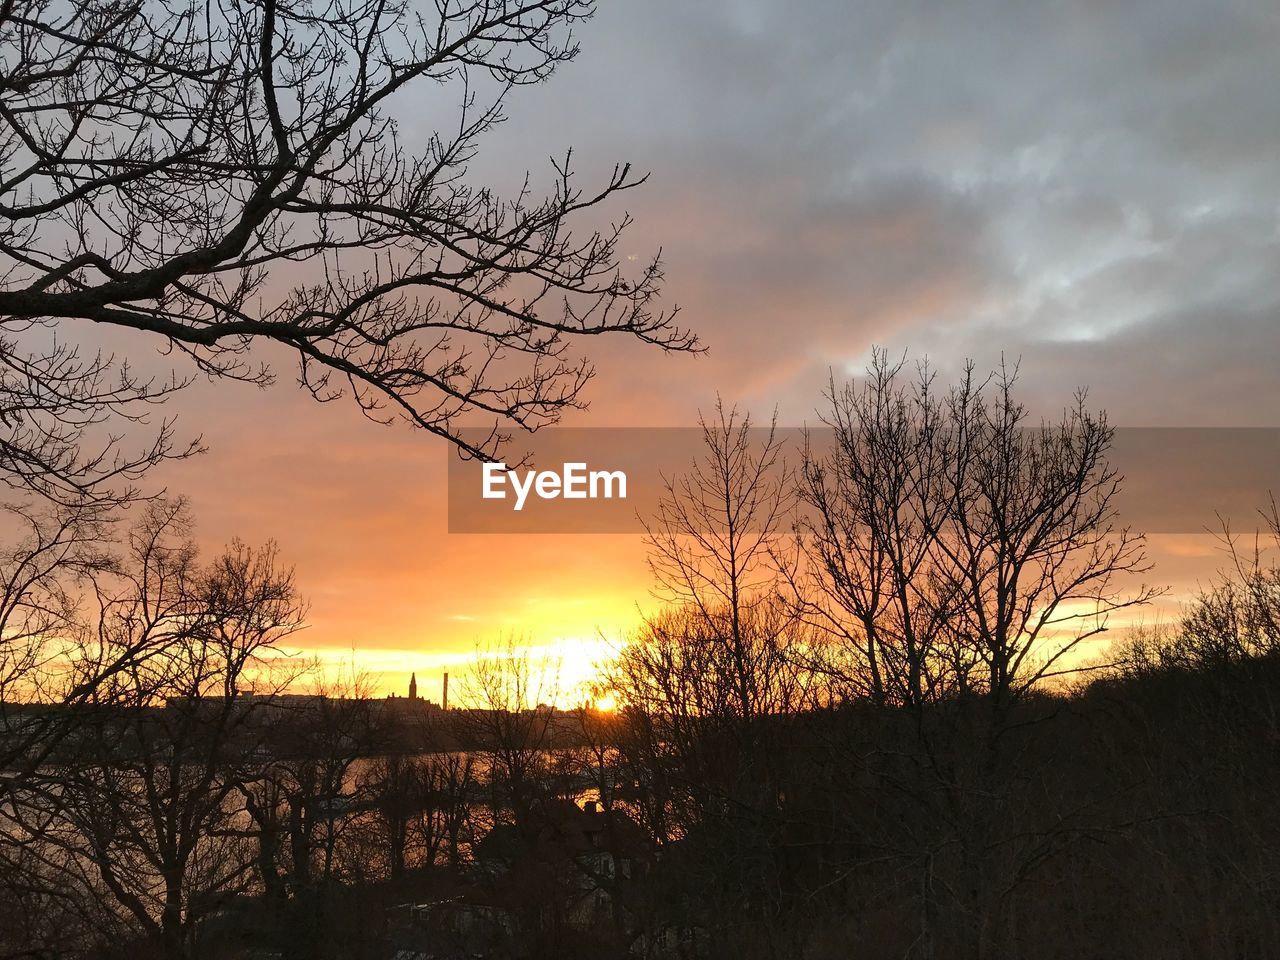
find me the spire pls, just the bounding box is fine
[408,672,418,700]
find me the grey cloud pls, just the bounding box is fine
[450,0,1280,426]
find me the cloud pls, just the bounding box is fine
[459,0,1280,425]
[113,0,1280,686]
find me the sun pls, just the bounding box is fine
[594,693,618,712]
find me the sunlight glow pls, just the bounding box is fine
[594,693,618,712]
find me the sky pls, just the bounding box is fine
[140,0,1280,698]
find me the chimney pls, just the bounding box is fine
[442,672,449,711]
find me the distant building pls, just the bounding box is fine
[384,674,442,723]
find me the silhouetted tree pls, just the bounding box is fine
[1143,501,1280,671]
[613,403,815,956]
[416,751,477,870]
[792,352,956,709]
[18,501,303,960]
[796,353,1159,959]
[0,0,696,504]
[234,682,382,959]
[360,749,476,879]
[798,352,1158,715]
[642,399,797,722]
[459,636,562,832]
[0,499,115,766]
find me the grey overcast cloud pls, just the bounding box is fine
[477,0,1280,426]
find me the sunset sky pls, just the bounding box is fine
[140,0,1280,697]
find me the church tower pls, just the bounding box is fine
[408,672,418,700]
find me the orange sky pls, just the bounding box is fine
[147,360,1247,700]
[148,355,675,699]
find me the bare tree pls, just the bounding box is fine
[793,351,956,709]
[642,399,796,722]
[237,683,380,927]
[459,635,562,832]
[1153,500,1280,669]
[0,499,114,762]
[359,748,476,879]
[15,501,304,960]
[799,353,1158,715]
[363,751,418,880]
[787,354,1163,958]
[608,404,815,955]
[936,361,1158,712]
[414,751,476,869]
[0,0,697,502]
